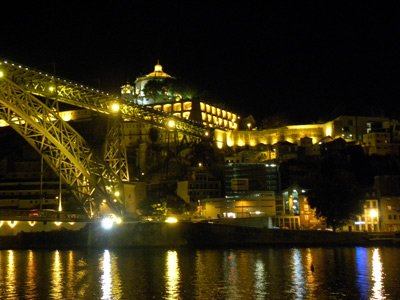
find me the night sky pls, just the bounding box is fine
[2,1,400,124]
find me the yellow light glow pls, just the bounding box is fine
[370,209,378,218]
[49,86,55,92]
[54,222,62,226]
[0,221,3,227]
[111,103,120,112]
[0,71,4,77]
[8,221,17,228]
[28,221,36,227]
[165,217,178,223]
[60,112,72,121]
[69,222,75,225]
[115,191,120,197]
[168,120,176,128]
[326,126,332,136]
[115,218,122,224]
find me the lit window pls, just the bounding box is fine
[183,102,192,111]
[173,103,182,111]
[163,104,172,113]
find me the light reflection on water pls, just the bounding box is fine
[0,247,399,299]
[371,248,385,300]
[165,250,180,299]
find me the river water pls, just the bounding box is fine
[0,246,399,300]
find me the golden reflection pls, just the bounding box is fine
[305,248,316,296]
[7,250,16,298]
[371,248,385,300]
[51,250,63,299]
[166,250,180,299]
[26,250,37,297]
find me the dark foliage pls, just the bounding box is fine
[300,155,365,230]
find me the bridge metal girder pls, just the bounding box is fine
[104,116,130,182]
[0,59,208,138]
[0,76,124,218]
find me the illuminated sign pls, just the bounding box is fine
[354,221,366,225]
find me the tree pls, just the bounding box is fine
[143,80,167,103]
[301,156,365,230]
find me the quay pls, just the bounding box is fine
[0,219,397,249]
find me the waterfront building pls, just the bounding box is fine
[200,191,281,220]
[177,167,222,203]
[280,186,326,230]
[375,175,400,232]
[224,162,279,196]
[0,147,68,211]
[339,187,380,232]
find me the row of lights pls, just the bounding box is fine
[0,60,117,97]
[0,221,75,228]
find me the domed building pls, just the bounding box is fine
[131,61,173,105]
[121,61,239,131]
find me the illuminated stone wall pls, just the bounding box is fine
[215,124,328,149]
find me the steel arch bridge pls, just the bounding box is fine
[0,58,209,219]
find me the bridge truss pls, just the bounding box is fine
[0,59,208,219]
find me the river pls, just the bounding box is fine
[0,246,399,299]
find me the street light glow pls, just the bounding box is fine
[111,103,120,112]
[101,218,114,229]
[168,120,176,128]
[370,209,378,218]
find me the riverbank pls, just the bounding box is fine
[0,221,396,249]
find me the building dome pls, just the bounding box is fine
[145,61,171,78]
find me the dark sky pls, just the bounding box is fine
[2,1,400,124]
